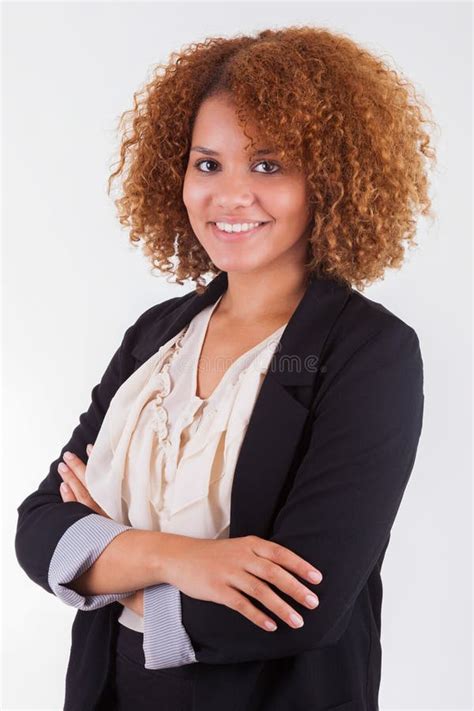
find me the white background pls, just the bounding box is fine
[2,1,472,709]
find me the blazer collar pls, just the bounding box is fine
[131,269,352,388]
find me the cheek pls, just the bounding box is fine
[265,178,307,214]
[182,175,209,212]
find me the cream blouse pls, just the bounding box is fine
[85,293,288,632]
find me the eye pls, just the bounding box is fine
[193,159,281,174]
[194,159,219,173]
[253,160,281,174]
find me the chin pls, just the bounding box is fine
[206,251,268,274]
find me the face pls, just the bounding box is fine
[182,94,313,276]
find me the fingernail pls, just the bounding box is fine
[306,595,319,608]
[308,571,322,583]
[290,613,304,627]
[60,483,69,492]
[264,620,277,631]
[63,451,74,461]
[86,444,92,455]
[58,462,68,473]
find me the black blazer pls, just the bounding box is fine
[15,269,424,711]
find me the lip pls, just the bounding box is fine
[212,217,268,223]
[209,221,270,242]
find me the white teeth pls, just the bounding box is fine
[215,221,264,233]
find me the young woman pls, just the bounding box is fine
[15,26,436,711]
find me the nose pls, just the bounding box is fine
[214,175,256,211]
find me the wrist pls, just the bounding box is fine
[150,531,173,585]
[135,589,144,616]
[120,591,142,616]
[150,531,187,586]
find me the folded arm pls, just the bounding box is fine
[47,511,197,668]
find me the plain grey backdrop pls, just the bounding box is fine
[3,1,472,709]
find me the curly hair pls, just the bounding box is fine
[107,25,438,295]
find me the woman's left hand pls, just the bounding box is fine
[58,444,111,519]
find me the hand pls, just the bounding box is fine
[58,444,144,615]
[57,444,111,518]
[159,534,323,633]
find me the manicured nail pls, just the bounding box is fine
[60,483,69,492]
[308,571,322,583]
[264,620,277,631]
[58,462,68,473]
[86,444,92,455]
[63,451,74,461]
[290,613,304,627]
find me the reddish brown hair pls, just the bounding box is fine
[107,26,438,294]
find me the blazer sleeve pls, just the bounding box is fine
[15,313,144,598]
[47,513,136,610]
[143,584,197,668]
[178,321,425,664]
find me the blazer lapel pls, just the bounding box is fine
[131,270,352,538]
[229,274,352,537]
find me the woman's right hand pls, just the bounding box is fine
[159,534,323,632]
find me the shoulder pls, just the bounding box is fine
[338,287,422,354]
[349,287,419,333]
[132,290,195,333]
[318,287,424,399]
[118,288,197,363]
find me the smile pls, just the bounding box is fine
[209,222,270,242]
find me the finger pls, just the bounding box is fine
[58,462,111,519]
[246,556,319,612]
[86,443,94,457]
[60,481,77,503]
[235,570,307,630]
[62,451,87,486]
[58,462,92,506]
[250,536,323,585]
[222,587,278,633]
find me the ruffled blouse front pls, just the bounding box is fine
[85,293,288,631]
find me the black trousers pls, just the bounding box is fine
[108,622,197,710]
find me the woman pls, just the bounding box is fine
[15,26,436,711]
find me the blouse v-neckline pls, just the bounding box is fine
[187,294,288,405]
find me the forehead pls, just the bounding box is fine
[191,97,275,154]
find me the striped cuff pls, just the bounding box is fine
[143,583,197,669]
[48,513,138,610]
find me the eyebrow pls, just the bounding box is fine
[190,146,276,156]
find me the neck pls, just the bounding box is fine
[216,264,310,323]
